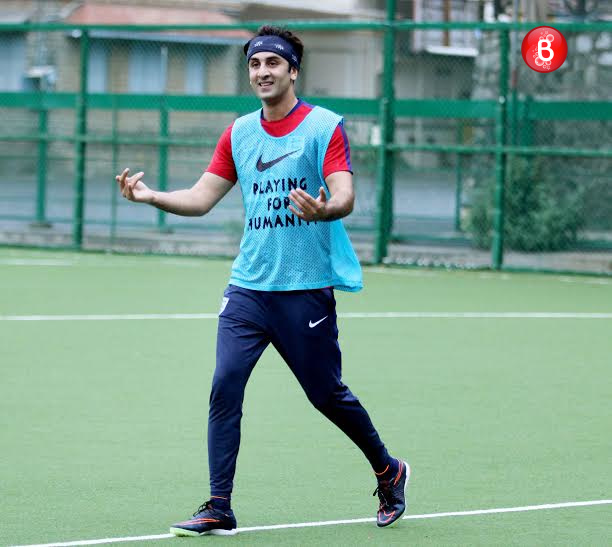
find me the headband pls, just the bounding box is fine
[246,35,301,70]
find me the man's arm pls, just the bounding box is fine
[116,169,234,216]
[288,170,354,222]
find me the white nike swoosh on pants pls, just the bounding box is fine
[309,316,328,328]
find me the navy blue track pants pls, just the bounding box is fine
[208,285,390,497]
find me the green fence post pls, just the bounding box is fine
[454,121,463,232]
[110,98,119,247]
[157,100,169,232]
[374,99,389,263]
[72,29,89,249]
[35,105,49,226]
[492,29,509,270]
[374,0,396,263]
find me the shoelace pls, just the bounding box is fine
[373,482,391,509]
[193,500,214,517]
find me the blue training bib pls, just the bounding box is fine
[228,105,362,292]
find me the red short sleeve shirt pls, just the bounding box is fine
[206,100,352,183]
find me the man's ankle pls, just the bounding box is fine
[374,457,399,482]
[210,495,231,510]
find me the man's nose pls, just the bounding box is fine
[257,65,271,78]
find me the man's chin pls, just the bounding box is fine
[259,92,282,103]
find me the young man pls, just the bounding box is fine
[116,26,409,536]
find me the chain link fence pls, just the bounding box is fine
[0,17,611,274]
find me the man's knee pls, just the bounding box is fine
[210,367,247,407]
[307,390,332,411]
[307,383,358,412]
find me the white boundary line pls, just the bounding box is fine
[1,312,612,321]
[10,500,612,547]
[0,313,219,321]
[0,260,203,269]
[0,259,76,266]
[339,312,612,319]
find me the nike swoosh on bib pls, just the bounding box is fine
[256,150,300,172]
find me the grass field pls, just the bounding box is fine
[1,248,611,546]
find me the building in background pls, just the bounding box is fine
[0,1,250,94]
[0,0,67,92]
[0,0,481,98]
[1,0,610,164]
[62,2,252,95]
[2,0,612,95]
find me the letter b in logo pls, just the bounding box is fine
[522,26,567,73]
[538,39,554,62]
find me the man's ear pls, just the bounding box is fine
[290,66,299,81]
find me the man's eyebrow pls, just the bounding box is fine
[249,54,283,62]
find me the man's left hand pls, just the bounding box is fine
[288,187,328,221]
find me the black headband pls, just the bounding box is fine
[246,35,300,70]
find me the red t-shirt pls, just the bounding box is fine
[206,99,352,183]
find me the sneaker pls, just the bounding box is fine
[373,460,410,527]
[169,500,237,536]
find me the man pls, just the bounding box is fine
[116,25,408,536]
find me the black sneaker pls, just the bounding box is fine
[169,500,237,536]
[373,460,410,527]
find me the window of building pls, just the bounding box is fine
[128,43,167,93]
[185,47,207,95]
[0,33,26,91]
[88,40,108,93]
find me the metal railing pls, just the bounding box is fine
[1,14,611,274]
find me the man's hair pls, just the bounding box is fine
[243,25,304,69]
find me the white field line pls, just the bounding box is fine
[10,499,612,547]
[339,312,612,319]
[0,313,219,321]
[0,258,206,268]
[557,276,612,286]
[0,259,76,266]
[2,311,612,321]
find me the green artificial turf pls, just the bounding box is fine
[1,249,611,546]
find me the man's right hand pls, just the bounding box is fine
[116,168,155,204]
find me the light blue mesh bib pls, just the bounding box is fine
[229,106,362,292]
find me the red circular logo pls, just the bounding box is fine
[521,26,568,73]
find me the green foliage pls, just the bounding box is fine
[467,157,585,251]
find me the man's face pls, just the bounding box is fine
[248,52,297,102]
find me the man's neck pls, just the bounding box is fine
[261,93,298,122]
